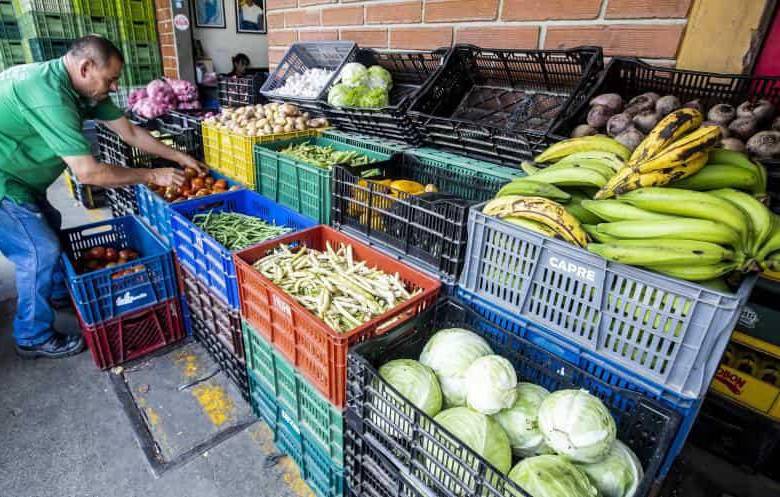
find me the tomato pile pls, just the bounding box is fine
[78,246,140,274]
[147,167,240,203]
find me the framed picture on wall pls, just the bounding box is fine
[236,0,266,34]
[194,0,226,28]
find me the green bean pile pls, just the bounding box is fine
[193,211,291,251]
[279,143,375,170]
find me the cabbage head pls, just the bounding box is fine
[367,65,393,90]
[508,455,598,497]
[493,383,550,456]
[465,355,517,415]
[328,83,359,108]
[419,328,493,407]
[378,359,442,417]
[339,62,368,87]
[358,87,389,108]
[538,389,617,463]
[577,440,644,497]
[433,407,512,474]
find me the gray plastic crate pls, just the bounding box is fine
[458,202,757,405]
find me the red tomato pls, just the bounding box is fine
[105,248,118,262]
[184,167,198,179]
[191,178,205,190]
[204,177,215,187]
[88,246,106,260]
[213,179,228,190]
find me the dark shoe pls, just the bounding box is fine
[50,296,72,311]
[16,334,85,359]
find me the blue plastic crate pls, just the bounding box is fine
[457,286,701,478]
[61,215,177,326]
[248,369,346,497]
[135,171,242,247]
[169,189,317,309]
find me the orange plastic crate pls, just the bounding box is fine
[233,225,441,408]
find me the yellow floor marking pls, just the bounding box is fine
[192,383,234,427]
[248,424,276,456]
[247,423,315,497]
[145,407,160,427]
[173,351,200,379]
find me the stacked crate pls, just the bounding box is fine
[114,0,159,87]
[59,215,183,369]
[74,0,119,45]
[13,0,74,63]
[0,0,23,70]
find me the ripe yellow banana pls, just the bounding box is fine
[618,187,750,243]
[709,188,772,257]
[708,149,767,194]
[535,135,631,163]
[642,262,738,282]
[630,125,721,175]
[596,218,741,247]
[483,195,588,247]
[588,239,736,266]
[503,216,561,239]
[580,199,675,222]
[596,152,708,199]
[671,164,760,193]
[627,108,703,167]
[496,179,571,202]
[549,151,625,172]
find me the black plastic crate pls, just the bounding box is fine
[689,394,780,476]
[331,152,507,284]
[217,71,267,107]
[407,44,603,166]
[346,297,679,497]
[97,116,197,169]
[167,109,217,161]
[320,48,448,143]
[105,185,137,217]
[191,313,249,402]
[261,41,357,110]
[66,167,105,209]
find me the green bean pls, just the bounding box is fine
[279,142,375,170]
[192,211,291,251]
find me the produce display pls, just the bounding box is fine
[327,62,393,109]
[377,328,643,497]
[203,103,329,137]
[129,78,206,118]
[279,142,376,169]
[76,245,140,274]
[192,211,291,251]
[484,108,780,283]
[146,167,240,203]
[252,242,419,333]
[266,68,334,99]
[576,92,779,160]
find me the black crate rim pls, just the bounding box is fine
[346,296,680,497]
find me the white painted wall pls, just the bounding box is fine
[192,0,268,74]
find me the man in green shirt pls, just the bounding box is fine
[0,36,205,359]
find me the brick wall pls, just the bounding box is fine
[155,0,178,79]
[266,0,693,67]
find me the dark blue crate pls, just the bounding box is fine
[135,170,242,247]
[61,215,177,326]
[169,189,317,309]
[456,286,700,478]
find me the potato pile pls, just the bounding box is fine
[204,103,329,137]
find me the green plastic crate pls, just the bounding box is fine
[18,11,78,39]
[254,135,393,224]
[12,0,71,14]
[114,0,154,23]
[73,0,114,17]
[23,37,71,62]
[243,320,343,467]
[410,146,524,181]
[77,15,119,43]
[0,38,24,70]
[120,62,159,86]
[118,17,156,43]
[122,41,160,67]
[248,370,345,497]
[322,129,413,153]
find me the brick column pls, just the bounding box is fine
[155,0,178,79]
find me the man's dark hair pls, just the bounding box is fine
[232,53,250,66]
[68,35,124,66]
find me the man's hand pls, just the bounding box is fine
[149,167,186,189]
[177,153,209,175]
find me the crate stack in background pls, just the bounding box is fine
[0,0,23,70]
[74,0,118,45]
[13,0,74,63]
[115,0,159,87]
[59,215,183,369]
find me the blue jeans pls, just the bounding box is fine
[0,197,68,346]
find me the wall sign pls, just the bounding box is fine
[174,14,190,31]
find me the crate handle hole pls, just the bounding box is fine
[80,224,114,237]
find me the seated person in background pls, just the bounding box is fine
[227,53,250,78]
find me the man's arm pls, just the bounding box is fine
[100,116,208,173]
[64,154,185,189]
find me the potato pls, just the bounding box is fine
[272,124,284,134]
[283,124,294,133]
[258,118,268,127]
[263,124,272,134]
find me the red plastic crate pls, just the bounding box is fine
[233,225,441,408]
[78,298,184,369]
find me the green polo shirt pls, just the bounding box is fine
[0,58,123,204]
